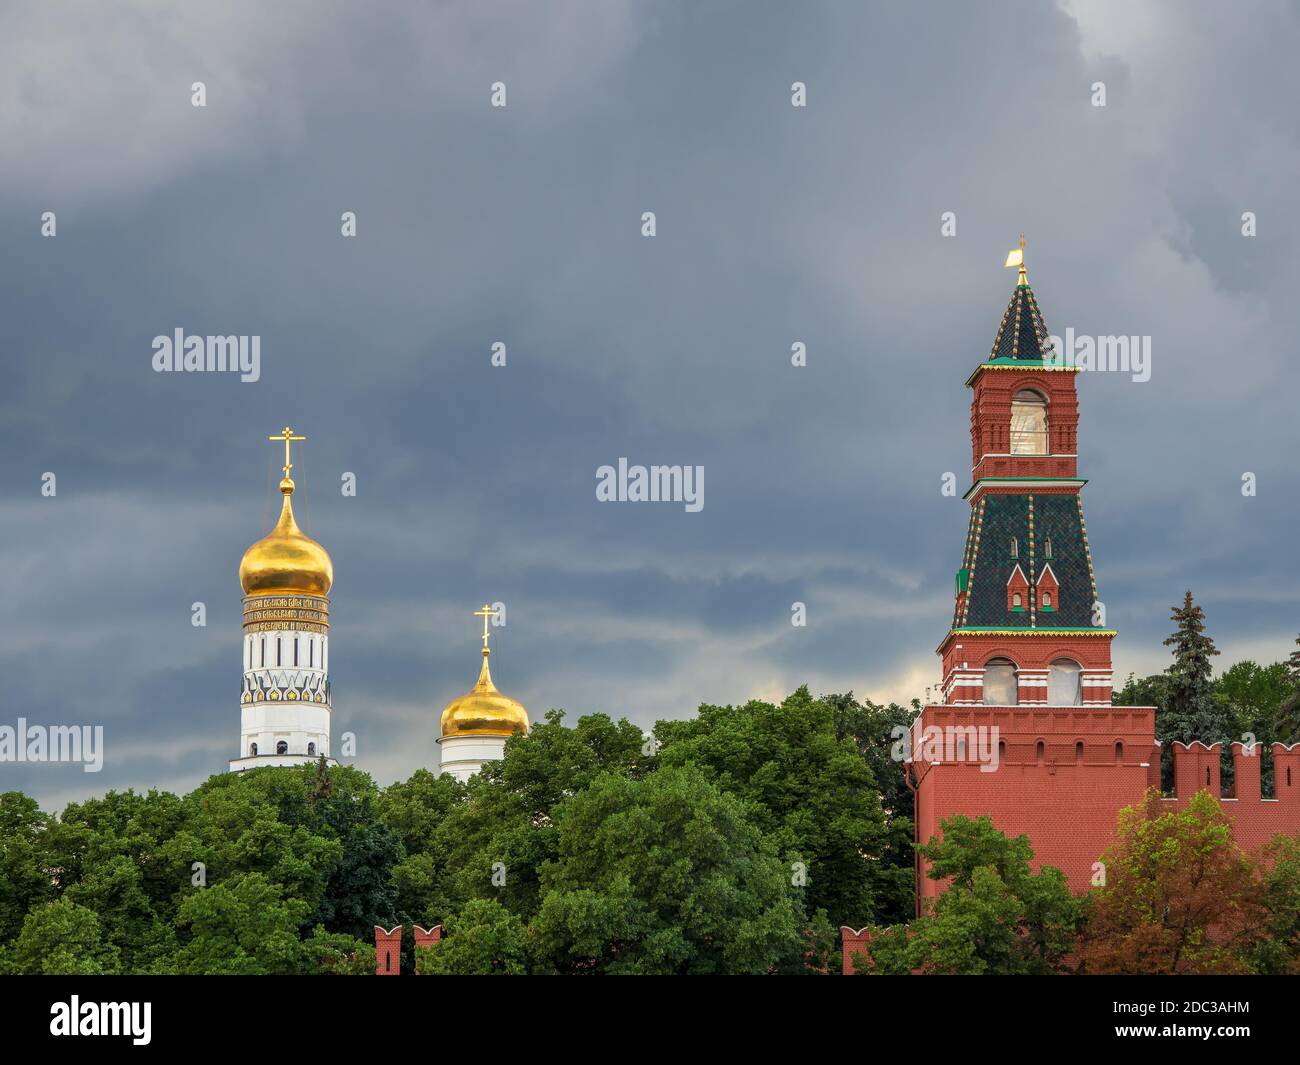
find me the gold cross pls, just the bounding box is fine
[269,427,306,479]
[473,604,498,652]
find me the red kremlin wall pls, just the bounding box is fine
[373,924,442,975]
[842,727,1300,974]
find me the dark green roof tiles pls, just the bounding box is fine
[990,282,1054,362]
[960,492,1098,629]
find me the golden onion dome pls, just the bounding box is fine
[440,652,529,738]
[239,478,333,597]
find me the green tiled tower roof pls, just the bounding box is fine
[953,493,1100,630]
[989,281,1054,362]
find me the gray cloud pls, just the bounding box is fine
[2,1,1297,808]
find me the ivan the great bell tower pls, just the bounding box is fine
[907,240,1157,906]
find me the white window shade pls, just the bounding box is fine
[1010,390,1048,454]
[983,659,1018,705]
[1048,659,1082,705]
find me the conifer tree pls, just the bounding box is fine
[1160,591,1225,743]
[1158,592,1230,791]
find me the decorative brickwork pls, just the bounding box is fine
[893,270,1300,933]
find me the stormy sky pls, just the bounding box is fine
[2,1,1298,810]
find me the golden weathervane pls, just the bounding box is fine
[1004,233,1028,285]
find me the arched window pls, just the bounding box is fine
[1044,535,1054,558]
[1048,658,1082,705]
[1075,741,1084,765]
[983,658,1018,705]
[1115,741,1124,763]
[307,742,316,756]
[1035,740,1045,765]
[998,739,1007,762]
[276,740,288,755]
[1012,592,1023,608]
[1010,389,1048,454]
[249,742,258,756]
[1041,591,1052,608]
[1009,537,1018,558]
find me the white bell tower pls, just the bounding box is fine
[230,427,338,771]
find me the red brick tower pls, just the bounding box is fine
[908,240,1157,907]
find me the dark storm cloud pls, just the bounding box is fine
[2,1,1297,808]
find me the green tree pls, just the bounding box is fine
[181,764,398,939]
[1248,833,1300,974]
[377,769,464,924]
[173,872,312,975]
[856,816,1081,975]
[823,692,921,925]
[1082,791,1259,974]
[65,854,176,972]
[435,711,649,922]
[655,687,901,931]
[1214,660,1290,743]
[0,792,54,946]
[529,764,809,974]
[1159,592,1230,791]
[416,899,527,974]
[1112,671,1170,713]
[10,898,121,975]
[303,925,375,975]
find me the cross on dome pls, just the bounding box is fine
[269,426,306,484]
[473,604,498,655]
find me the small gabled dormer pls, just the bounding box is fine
[1006,564,1029,612]
[1036,562,1059,613]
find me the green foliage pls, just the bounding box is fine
[415,899,527,974]
[529,764,808,974]
[174,872,311,974]
[1249,833,1300,974]
[432,710,650,922]
[4,669,1296,976]
[1112,671,1169,712]
[1215,660,1291,741]
[656,687,909,930]
[1082,791,1259,974]
[0,793,54,946]
[10,897,121,975]
[1161,591,1228,746]
[856,815,1081,975]
[375,768,463,923]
